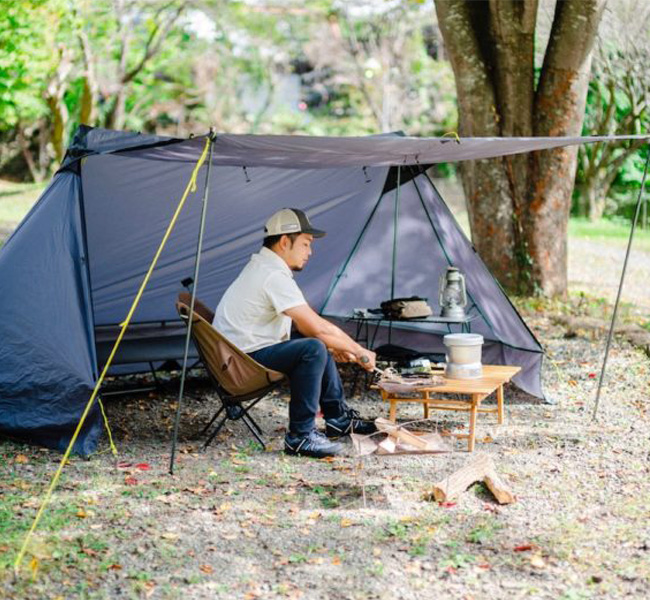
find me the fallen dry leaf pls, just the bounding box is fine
[199,564,213,574]
[530,554,546,568]
[29,557,39,579]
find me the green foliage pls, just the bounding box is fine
[569,216,650,252]
[0,0,66,130]
[1,0,454,180]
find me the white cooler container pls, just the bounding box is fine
[443,333,484,379]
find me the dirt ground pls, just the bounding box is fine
[568,238,650,316]
[2,305,650,599]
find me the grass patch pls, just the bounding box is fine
[512,290,644,325]
[569,216,650,252]
[0,179,46,225]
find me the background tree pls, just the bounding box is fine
[575,0,650,221]
[0,0,74,180]
[435,0,606,296]
[303,2,457,137]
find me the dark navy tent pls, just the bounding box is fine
[1,126,645,454]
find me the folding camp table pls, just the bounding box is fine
[348,313,477,350]
[377,365,521,452]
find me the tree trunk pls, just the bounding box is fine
[106,90,127,131]
[78,28,98,126]
[587,184,606,221]
[45,94,68,164]
[16,127,44,183]
[435,0,605,296]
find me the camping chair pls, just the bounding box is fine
[175,293,286,449]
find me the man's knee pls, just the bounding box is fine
[300,338,328,362]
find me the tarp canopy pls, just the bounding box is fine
[67,126,649,168]
[1,126,647,454]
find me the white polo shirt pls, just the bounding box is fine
[213,247,307,352]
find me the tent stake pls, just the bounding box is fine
[169,132,216,474]
[592,146,650,421]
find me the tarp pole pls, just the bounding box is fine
[592,146,650,421]
[169,132,216,474]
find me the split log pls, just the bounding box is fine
[429,453,515,504]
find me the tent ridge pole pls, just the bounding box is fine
[169,131,216,474]
[390,166,401,301]
[318,170,387,314]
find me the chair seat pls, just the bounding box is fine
[176,292,285,449]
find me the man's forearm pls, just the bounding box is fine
[314,322,366,357]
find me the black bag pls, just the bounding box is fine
[380,296,432,320]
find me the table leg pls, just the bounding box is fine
[389,401,397,422]
[497,384,505,424]
[423,402,429,419]
[468,395,479,452]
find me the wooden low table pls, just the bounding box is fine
[378,365,521,452]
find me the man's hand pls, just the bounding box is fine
[356,349,377,372]
[330,349,356,363]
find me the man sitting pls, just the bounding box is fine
[213,208,377,458]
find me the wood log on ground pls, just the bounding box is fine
[428,453,515,504]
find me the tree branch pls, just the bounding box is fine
[534,0,606,135]
[123,2,185,84]
[434,0,499,135]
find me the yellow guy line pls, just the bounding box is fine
[97,397,117,456]
[442,131,460,143]
[13,136,212,575]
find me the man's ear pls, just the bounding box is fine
[277,234,289,252]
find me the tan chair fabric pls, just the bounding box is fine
[176,293,285,397]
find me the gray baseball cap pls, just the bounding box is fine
[264,208,326,238]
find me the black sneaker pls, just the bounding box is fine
[284,430,343,458]
[325,408,377,438]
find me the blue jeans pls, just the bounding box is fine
[249,337,347,435]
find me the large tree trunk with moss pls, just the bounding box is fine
[435,0,605,296]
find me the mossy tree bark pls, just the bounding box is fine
[435,0,605,296]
